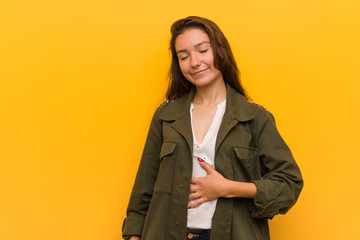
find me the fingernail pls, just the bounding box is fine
[188,206,192,209]
[197,157,204,162]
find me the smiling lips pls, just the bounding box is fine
[191,68,209,75]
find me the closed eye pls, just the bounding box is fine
[200,49,208,53]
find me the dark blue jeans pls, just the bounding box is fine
[186,228,211,240]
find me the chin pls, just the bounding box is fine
[191,77,221,88]
[190,80,211,88]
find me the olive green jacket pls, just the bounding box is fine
[122,84,303,240]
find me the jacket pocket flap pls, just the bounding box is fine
[233,145,257,159]
[159,142,177,159]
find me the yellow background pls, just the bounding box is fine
[1,0,359,239]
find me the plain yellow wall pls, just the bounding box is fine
[1,0,359,239]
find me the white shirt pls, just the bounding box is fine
[187,100,226,229]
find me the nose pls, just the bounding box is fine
[190,53,200,67]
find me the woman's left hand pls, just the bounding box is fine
[188,159,229,208]
[188,158,257,208]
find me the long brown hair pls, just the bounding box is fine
[166,16,249,100]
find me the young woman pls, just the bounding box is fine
[122,16,303,240]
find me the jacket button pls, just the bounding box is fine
[179,184,184,188]
[175,221,179,225]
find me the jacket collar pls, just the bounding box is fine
[225,83,254,122]
[159,83,254,122]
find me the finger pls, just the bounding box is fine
[189,184,198,193]
[191,177,199,184]
[189,192,202,201]
[188,197,208,209]
[198,158,215,173]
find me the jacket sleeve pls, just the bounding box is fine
[249,107,303,219]
[122,107,163,239]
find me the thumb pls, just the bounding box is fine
[197,157,214,173]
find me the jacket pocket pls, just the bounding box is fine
[159,141,177,159]
[154,141,178,194]
[233,145,261,181]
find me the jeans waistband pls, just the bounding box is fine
[187,228,211,240]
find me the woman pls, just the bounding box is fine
[122,16,303,240]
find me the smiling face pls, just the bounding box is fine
[175,28,224,88]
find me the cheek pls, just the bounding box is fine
[207,50,216,66]
[179,62,188,74]
[208,56,215,67]
[178,63,193,82]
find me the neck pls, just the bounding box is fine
[193,79,227,106]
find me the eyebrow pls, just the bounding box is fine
[177,41,210,54]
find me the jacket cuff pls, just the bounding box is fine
[122,216,145,239]
[249,180,279,219]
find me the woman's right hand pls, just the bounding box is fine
[129,236,141,240]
